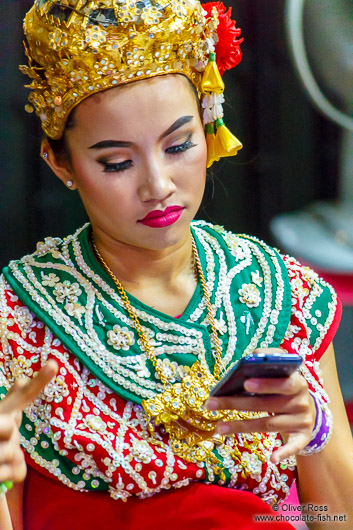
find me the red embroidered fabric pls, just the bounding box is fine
[0,255,342,527]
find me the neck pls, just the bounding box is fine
[91,226,194,288]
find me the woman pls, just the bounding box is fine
[1,0,352,528]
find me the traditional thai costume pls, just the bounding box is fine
[0,1,341,527]
[0,221,340,528]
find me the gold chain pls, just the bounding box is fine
[90,232,224,384]
[90,232,264,479]
[191,238,224,381]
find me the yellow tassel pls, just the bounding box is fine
[214,118,243,157]
[201,52,225,94]
[206,123,220,168]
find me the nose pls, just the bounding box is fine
[138,156,175,203]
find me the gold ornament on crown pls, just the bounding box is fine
[21,0,213,139]
[20,0,243,166]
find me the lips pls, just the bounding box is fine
[138,205,185,228]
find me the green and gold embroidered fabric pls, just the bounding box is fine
[3,221,292,405]
[0,221,339,500]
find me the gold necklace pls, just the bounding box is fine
[91,231,265,479]
[91,233,224,383]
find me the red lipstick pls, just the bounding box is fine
[138,206,184,228]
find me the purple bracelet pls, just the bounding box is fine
[299,390,333,455]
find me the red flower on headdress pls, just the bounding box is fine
[202,2,243,76]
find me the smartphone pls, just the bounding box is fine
[210,352,303,397]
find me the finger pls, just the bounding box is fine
[0,416,14,441]
[14,410,22,428]
[0,360,58,414]
[0,454,27,483]
[253,348,287,354]
[215,413,309,435]
[243,372,306,396]
[270,432,309,464]
[206,394,295,414]
[0,441,17,466]
[0,428,21,465]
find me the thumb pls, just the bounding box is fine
[270,432,309,464]
[0,360,58,414]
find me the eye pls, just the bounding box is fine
[166,135,196,155]
[98,160,133,173]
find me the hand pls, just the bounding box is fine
[0,360,58,482]
[205,350,317,464]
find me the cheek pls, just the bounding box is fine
[182,133,207,169]
[196,134,208,169]
[70,156,97,190]
[71,157,133,212]
[189,137,207,185]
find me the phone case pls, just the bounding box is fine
[210,353,303,397]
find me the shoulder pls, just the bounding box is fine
[3,223,90,272]
[192,221,341,357]
[2,223,90,302]
[280,254,341,359]
[0,225,90,368]
[191,220,280,261]
[0,274,29,326]
[0,274,46,340]
[0,274,49,386]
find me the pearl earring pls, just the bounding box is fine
[42,151,48,159]
[67,180,73,188]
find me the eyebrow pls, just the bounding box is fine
[160,115,193,139]
[88,140,131,149]
[88,115,194,150]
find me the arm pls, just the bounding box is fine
[0,495,13,530]
[296,342,353,526]
[0,361,58,530]
[6,483,24,530]
[206,344,353,527]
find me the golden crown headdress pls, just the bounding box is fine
[21,0,243,166]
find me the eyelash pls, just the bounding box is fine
[99,136,196,173]
[100,160,132,173]
[165,137,196,154]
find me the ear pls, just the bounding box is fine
[41,138,77,190]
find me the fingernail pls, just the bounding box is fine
[271,451,280,464]
[244,380,257,392]
[205,398,219,411]
[216,423,230,435]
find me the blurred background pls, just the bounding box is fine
[0,0,352,420]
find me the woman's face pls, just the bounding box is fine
[61,75,207,251]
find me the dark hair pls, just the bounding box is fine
[46,111,76,163]
[46,75,202,162]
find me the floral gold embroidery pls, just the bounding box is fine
[13,306,33,333]
[41,272,60,287]
[85,415,107,433]
[238,283,261,308]
[53,280,82,304]
[130,437,155,464]
[35,237,61,258]
[155,357,179,382]
[65,302,86,325]
[241,451,263,477]
[42,375,69,403]
[107,325,135,351]
[10,356,33,378]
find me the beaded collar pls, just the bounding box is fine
[3,221,292,405]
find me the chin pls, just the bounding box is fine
[135,223,191,251]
